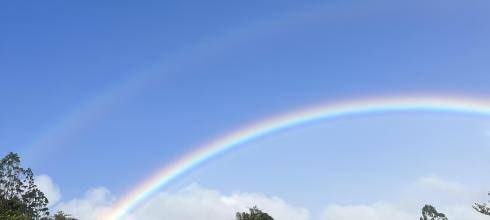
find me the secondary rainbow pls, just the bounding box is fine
[103,95,490,220]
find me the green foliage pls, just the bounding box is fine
[236,206,274,220]
[420,204,448,220]
[0,197,31,220]
[0,152,53,219]
[22,168,50,218]
[0,211,31,220]
[0,152,77,220]
[474,192,490,216]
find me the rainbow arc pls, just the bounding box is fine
[103,96,490,220]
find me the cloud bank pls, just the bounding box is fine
[37,174,487,220]
[127,184,309,220]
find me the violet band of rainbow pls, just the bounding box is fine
[103,96,490,220]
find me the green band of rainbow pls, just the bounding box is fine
[103,96,490,220]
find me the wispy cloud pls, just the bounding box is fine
[35,175,62,207]
[415,174,465,194]
[320,175,487,220]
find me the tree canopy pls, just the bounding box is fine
[0,152,77,220]
[236,206,274,220]
[420,205,448,220]
[474,192,490,216]
[0,152,49,219]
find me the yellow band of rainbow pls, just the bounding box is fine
[103,95,490,220]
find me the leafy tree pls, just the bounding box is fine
[22,168,49,219]
[236,206,274,220]
[420,204,448,220]
[0,153,25,201]
[474,192,490,216]
[0,152,49,219]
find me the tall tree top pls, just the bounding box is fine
[236,206,274,220]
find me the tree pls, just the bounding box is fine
[236,206,274,220]
[22,168,49,219]
[420,205,448,220]
[0,152,77,220]
[474,192,490,216]
[0,152,49,219]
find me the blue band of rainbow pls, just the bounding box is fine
[103,96,490,220]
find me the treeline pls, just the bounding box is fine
[2,152,490,220]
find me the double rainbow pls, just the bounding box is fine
[103,96,490,220]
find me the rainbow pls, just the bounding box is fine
[103,95,490,220]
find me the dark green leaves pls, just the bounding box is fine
[0,152,49,219]
[420,205,447,220]
[236,206,274,220]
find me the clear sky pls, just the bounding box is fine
[1,0,490,219]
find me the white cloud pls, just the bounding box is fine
[415,175,465,194]
[36,174,487,220]
[34,175,114,219]
[44,183,307,220]
[320,175,488,220]
[406,174,484,208]
[321,202,415,220]
[127,184,309,220]
[35,175,62,206]
[320,202,488,220]
[54,187,114,220]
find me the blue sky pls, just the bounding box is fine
[1,0,490,219]
[177,113,490,210]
